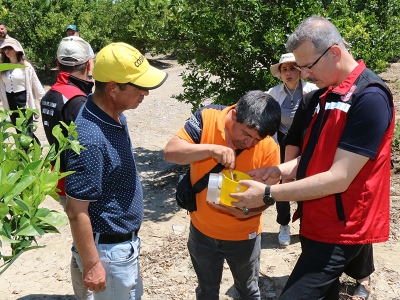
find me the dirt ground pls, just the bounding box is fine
[0,56,399,300]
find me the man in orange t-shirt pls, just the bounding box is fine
[164,90,280,299]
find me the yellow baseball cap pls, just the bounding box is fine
[93,42,168,90]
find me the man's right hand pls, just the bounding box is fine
[210,144,236,170]
[83,260,106,291]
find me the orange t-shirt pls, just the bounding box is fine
[176,105,279,240]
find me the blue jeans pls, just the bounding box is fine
[279,235,364,300]
[72,234,143,300]
[187,223,261,300]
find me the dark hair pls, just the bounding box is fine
[1,50,24,64]
[94,81,130,92]
[116,83,128,91]
[0,21,5,26]
[94,80,107,91]
[58,59,87,74]
[235,90,281,138]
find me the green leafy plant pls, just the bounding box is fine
[393,121,400,151]
[0,108,84,275]
[1,0,400,109]
[164,0,400,111]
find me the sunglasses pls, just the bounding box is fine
[294,44,338,72]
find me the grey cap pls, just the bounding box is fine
[57,36,90,66]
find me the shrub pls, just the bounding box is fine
[393,121,400,152]
[0,108,84,275]
[165,0,400,110]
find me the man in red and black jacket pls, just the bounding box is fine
[231,16,394,300]
[41,36,94,194]
[40,36,94,300]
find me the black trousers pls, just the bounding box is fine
[276,130,291,225]
[279,235,374,300]
[6,91,40,145]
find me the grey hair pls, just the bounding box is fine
[235,90,281,139]
[286,15,345,54]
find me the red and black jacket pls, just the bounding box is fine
[295,63,394,244]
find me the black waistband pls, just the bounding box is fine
[94,229,139,244]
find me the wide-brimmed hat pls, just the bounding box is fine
[0,38,24,54]
[270,53,296,78]
[93,42,168,90]
[57,36,90,66]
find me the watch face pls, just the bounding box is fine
[263,186,275,206]
[263,195,275,206]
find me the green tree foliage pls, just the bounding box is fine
[0,0,171,70]
[0,0,93,70]
[0,108,84,275]
[165,0,400,110]
[0,0,398,108]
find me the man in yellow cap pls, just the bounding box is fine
[65,43,167,299]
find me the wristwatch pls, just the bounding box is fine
[262,185,275,206]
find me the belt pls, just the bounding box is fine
[93,229,139,244]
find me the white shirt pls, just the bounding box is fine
[2,68,26,93]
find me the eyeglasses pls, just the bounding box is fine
[294,44,338,72]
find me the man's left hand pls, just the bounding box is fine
[229,179,266,209]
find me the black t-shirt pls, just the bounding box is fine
[284,86,392,159]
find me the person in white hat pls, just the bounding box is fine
[266,52,317,246]
[0,37,45,143]
[0,21,24,63]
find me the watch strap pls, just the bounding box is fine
[265,185,271,196]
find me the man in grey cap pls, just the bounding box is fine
[40,36,94,300]
[65,24,95,80]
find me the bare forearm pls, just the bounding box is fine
[66,199,100,269]
[273,170,340,202]
[233,149,370,209]
[66,196,106,291]
[164,136,236,169]
[282,146,301,183]
[70,216,100,268]
[284,145,300,163]
[277,157,300,181]
[164,142,214,165]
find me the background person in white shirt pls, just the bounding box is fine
[0,38,45,143]
[266,52,317,246]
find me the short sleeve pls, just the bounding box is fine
[176,109,203,144]
[339,86,392,158]
[65,144,104,200]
